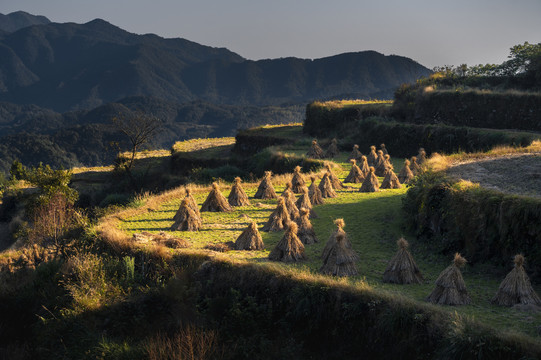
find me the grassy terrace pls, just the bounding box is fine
[117,143,541,339]
[171,137,236,159]
[311,99,393,109]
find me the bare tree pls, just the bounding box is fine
[112,112,163,171]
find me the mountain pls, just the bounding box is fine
[0,11,50,32]
[0,97,304,173]
[0,18,430,111]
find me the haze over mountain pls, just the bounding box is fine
[0,13,431,173]
[0,17,430,112]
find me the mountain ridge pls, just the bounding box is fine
[0,17,430,111]
[0,11,50,33]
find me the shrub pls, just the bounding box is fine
[403,172,541,279]
[99,193,131,208]
[340,117,539,158]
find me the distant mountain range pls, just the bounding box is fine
[0,11,431,173]
[0,12,430,112]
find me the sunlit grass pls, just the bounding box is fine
[312,99,393,109]
[171,137,236,153]
[116,158,541,339]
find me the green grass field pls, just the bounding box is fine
[119,154,541,339]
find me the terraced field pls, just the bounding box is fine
[118,147,541,338]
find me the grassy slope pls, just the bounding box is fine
[119,146,541,338]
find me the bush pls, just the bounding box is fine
[99,193,131,208]
[403,172,541,279]
[304,101,391,137]
[340,117,539,158]
[190,165,245,183]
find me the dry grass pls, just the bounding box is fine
[145,325,220,360]
[312,99,393,109]
[171,137,235,153]
[431,140,541,170]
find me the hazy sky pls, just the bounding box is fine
[2,0,540,68]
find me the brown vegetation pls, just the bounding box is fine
[367,145,378,166]
[344,159,365,183]
[397,159,414,184]
[235,221,264,250]
[359,167,380,192]
[381,169,401,189]
[268,221,306,262]
[291,166,306,193]
[325,163,344,189]
[325,138,340,158]
[228,177,251,207]
[171,199,202,231]
[296,208,318,245]
[383,238,423,284]
[254,171,278,199]
[320,233,358,277]
[306,139,324,159]
[321,218,352,260]
[427,253,471,305]
[349,144,362,161]
[200,183,233,212]
[308,175,324,205]
[296,187,317,218]
[262,198,290,232]
[318,172,337,198]
[492,255,541,306]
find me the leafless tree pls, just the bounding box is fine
[112,112,163,171]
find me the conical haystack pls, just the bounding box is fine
[398,159,415,184]
[268,221,306,262]
[296,208,318,245]
[410,156,422,175]
[308,175,324,205]
[186,188,200,217]
[325,138,340,158]
[375,153,393,177]
[318,172,337,198]
[296,187,317,218]
[262,198,290,232]
[228,177,251,207]
[427,253,471,305]
[383,238,423,284]
[359,167,380,192]
[320,233,358,277]
[344,159,365,183]
[381,168,402,189]
[281,183,300,220]
[491,255,541,306]
[174,187,201,222]
[325,163,344,189]
[306,139,324,159]
[380,143,388,155]
[254,171,278,199]
[171,198,202,231]
[322,218,352,260]
[359,155,370,176]
[367,145,378,166]
[374,150,385,174]
[349,144,362,161]
[291,166,306,193]
[235,221,264,250]
[200,183,233,212]
[417,148,427,166]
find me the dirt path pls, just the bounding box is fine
[446,153,541,198]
